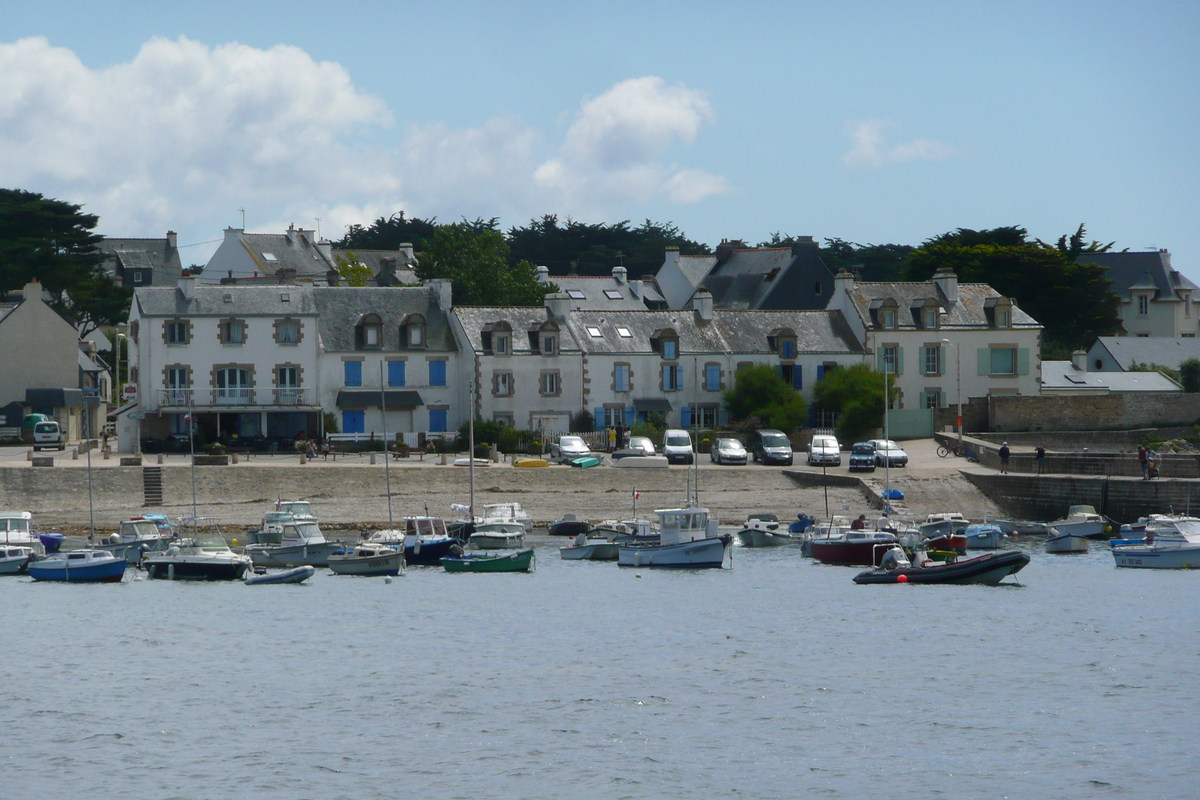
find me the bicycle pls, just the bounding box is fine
[937,443,979,462]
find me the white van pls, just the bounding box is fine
[662,429,695,465]
[32,421,66,452]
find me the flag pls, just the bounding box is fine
[183,413,191,421]
[632,490,640,500]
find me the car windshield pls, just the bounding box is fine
[666,434,691,447]
[762,434,789,447]
[877,442,899,452]
[852,444,875,454]
[719,439,743,449]
[630,437,652,448]
[560,437,585,448]
[35,423,57,433]
[813,437,835,448]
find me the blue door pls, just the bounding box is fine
[341,410,365,434]
[429,408,447,432]
[388,360,405,387]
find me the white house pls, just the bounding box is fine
[1076,250,1198,337]
[825,267,1043,411]
[1085,336,1200,373]
[205,225,336,282]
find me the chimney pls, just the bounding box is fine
[178,272,197,301]
[377,256,397,286]
[612,265,627,284]
[833,267,855,297]
[629,280,641,299]
[692,288,713,323]
[326,268,340,286]
[224,226,243,243]
[285,224,295,243]
[428,279,452,311]
[715,239,736,264]
[545,291,572,321]
[933,267,958,305]
[664,246,680,272]
[790,235,817,256]
[535,265,550,284]
[398,243,417,267]
[166,230,178,249]
[220,270,237,285]
[1071,350,1087,372]
[21,278,44,304]
[317,239,333,263]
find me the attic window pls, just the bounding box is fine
[281,293,290,302]
[567,290,586,300]
[586,326,602,337]
[223,293,233,303]
[262,252,278,262]
[616,326,632,338]
[604,290,622,300]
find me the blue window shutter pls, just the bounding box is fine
[706,364,719,391]
[676,365,683,391]
[877,350,886,372]
[977,348,990,375]
[344,361,362,387]
[776,365,784,380]
[625,406,635,427]
[429,409,447,432]
[388,360,405,387]
[429,360,447,386]
[896,347,904,375]
[718,407,729,427]
[1017,348,1030,375]
[816,364,825,382]
[794,364,803,390]
[681,405,692,429]
[594,407,605,431]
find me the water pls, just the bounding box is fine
[4,541,1197,799]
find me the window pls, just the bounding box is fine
[262,252,277,262]
[276,320,299,344]
[603,407,624,428]
[996,309,1010,328]
[924,345,940,375]
[166,321,188,344]
[388,360,406,387]
[662,364,683,391]
[165,367,189,405]
[540,371,561,396]
[357,314,383,349]
[567,290,586,300]
[277,366,298,387]
[133,272,143,285]
[1137,295,1149,316]
[587,326,602,337]
[495,335,509,355]
[614,364,630,392]
[781,340,796,359]
[344,360,362,387]
[170,414,190,436]
[923,390,941,409]
[221,320,245,344]
[924,309,938,329]
[543,335,555,355]
[493,372,512,396]
[364,325,379,346]
[814,282,822,295]
[616,327,632,338]
[215,367,251,404]
[694,405,718,429]
[705,364,720,392]
[429,408,448,432]
[281,292,290,302]
[604,289,623,300]
[408,325,423,346]
[883,310,896,329]
[429,360,447,386]
[990,347,1016,375]
[881,346,897,374]
[662,340,678,360]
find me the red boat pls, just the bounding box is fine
[922,532,968,555]
[809,530,898,566]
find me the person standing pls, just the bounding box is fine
[998,442,1011,474]
[607,426,616,453]
[615,422,625,452]
[1036,444,1046,475]
[1138,445,1149,480]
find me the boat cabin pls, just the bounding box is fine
[0,512,34,544]
[404,517,451,538]
[656,507,718,545]
[116,518,164,543]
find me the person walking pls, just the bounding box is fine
[1138,445,1149,480]
[1036,444,1046,475]
[998,442,1011,474]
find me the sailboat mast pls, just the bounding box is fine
[468,380,475,520]
[86,435,95,543]
[884,371,890,502]
[379,364,394,535]
[188,390,197,522]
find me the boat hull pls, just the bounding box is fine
[810,537,895,566]
[1112,544,1200,569]
[145,558,251,581]
[245,565,316,584]
[736,529,792,547]
[468,530,526,550]
[992,519,1048,536]
[328,550,403,576]
[853,551,1031,585]
[1051,520,1109,539]
[1045,533,1089,553]
[617,536,730,569]
[404,537,461,566]
[28,558,127,583]
[0,553,34,575]
[548,520,591,537]
[441,549,535,573]
[559,542,620,561]
[248,541,343,568]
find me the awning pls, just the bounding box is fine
[336,390,424,408]
[26,388,86,411]
[633,398,673,413]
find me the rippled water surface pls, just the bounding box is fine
[4,540,1198,799]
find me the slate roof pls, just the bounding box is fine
[134,285,320,318]
[676,254,718,286]
[453,307,579,354]
[312,287,456,352]
[1041,361,1181,392]
[712,310,861,354]
[99,237,183,285]
[1090,336,1200,371]
[1076,251,1198,301]
[691,249,793,309]
[228,231,333,279]
[846,282,1040,330]
[562,310,729,355]
[331,248,419,286]
[544,275,654,311]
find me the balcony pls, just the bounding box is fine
[157,388,314,408]
[214,388,254,405]
[273,387,308,405]
[160,389,194,407]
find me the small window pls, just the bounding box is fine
[540,371,561,396]
[166,321,188,344]
[1138,295,1149,316]
[663,340,677,360]
[223,293,233,303]
[616,327,632,338]
[604,289,623,300]
[276,320,299,344]
[132,272,144,285]
[223,320,245,344]
[567,290,586,300]
[281,293,290,302]
[544,336,555,354]
[365,326,379,345]
[882,346,897,374]
[814,282,822,294]
[781,340,796,359]
[408,326,423,347]
[883,310,896,329]
[586,326,602,337]
[924,309,938,329]
[990,347,1016,375]
[262,252,277,262]
[493,373,512,396]
[996,309,1009,328]
[924,345,940,375]
[495,336,509,355]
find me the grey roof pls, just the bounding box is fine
[99,237,184,285]
[1041,361,1181,392]
[231,231,333,279]
[453,307,580,354]
[134,285,320,317]
[312,286,455,352]
[562,309,728,355]
[676,254,718,286]
[544,275,653,310]
[847,282,1040,330]
[712,309,861,354]
[1091,336,1200,371]
[336,389,424,408]
[331,248,419,286]
[694,249,793,309]
[1077,251,1198,301]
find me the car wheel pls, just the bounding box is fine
[786,458,793,466]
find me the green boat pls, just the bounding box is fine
[570,456,601,468]
[441,548,535,573]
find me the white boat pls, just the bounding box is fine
[1047,505,1110,539]
[328,543,403,576]
[0,545,36,575]
[460,502,530,549]
[1112,515,1200,569]
[0,511,37,546]
[94,517,171,563]
[964,524,1006,549]
[144,518,253,581]
[612,455,670,468]
[593,518,660,543]
[992,519,1050,536]
[251,500,318,544]
[246,520,342,567]
[366,517,462,565]
[559,534,620,561]
[618,506,731,568]
[1045,528,1089,553]
[482,502,533,534]
[735,515,794,547]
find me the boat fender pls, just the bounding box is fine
[449,543,464,557]
[897,573,909,583]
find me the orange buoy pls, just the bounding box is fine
[897,573,909,583]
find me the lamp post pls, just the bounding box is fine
[941,338,962,453]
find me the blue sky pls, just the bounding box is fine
[3,1,1197,283]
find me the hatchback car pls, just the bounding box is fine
[710,438,748,465]
[870,439,909,467]
[848,442,877,472]
[807,434,841,467]
[549,435,591,464]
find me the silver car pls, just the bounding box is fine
[626,436,656,456]
[550,435,591,464]
[710,438,748,465]
[869,439,909,467]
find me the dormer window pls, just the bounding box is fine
[923,308,938,329]
[401,314,426,349]
[883,310,896,329]
[356,313,383,349]
[1137,295,1149,316]
[663,339,677,360]
[996,308,1009,328]
[543,334,555,354]
[987,297,1013,329]
[782,339,796,359]
[495,333,509,355]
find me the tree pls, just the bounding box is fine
[722,364,808,433]
[812,363,892,443]
[904,225,1122,355]
[507,215,709,278]
[417,222,551,306]
[335,211,437,252]
[334,251,373,287]
[1179,358,1200,393]
[0,188,128,334]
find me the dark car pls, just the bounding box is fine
[749,429,794,466]
[848,442,877,472]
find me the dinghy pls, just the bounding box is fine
[245,565,316,585]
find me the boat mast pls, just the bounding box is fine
[468,379,475,521]
[379,364,396,544]
[188,390,197,523]
[883,370,890,507]
[86,429,95,545]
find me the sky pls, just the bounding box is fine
[3,1,1198,285]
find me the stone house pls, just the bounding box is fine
[98,231,184,287]
[1075,250,1198,337]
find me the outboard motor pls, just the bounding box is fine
[879,546,910,570]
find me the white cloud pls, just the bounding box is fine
[843,119,955,168]
[0,38,725,253]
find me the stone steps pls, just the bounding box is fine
[143,466,163,506]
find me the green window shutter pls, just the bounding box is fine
[877,350,886,372]
[1017,348,1030,375]
[896,347,904,375]
[977,348,990,376]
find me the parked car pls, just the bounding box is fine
[662,429,695,465]
[870,439,909,467]
[848,442,877,472]
[710,438,748,465]
[32,420,66,452]
[749,429,795,466]
[549,435,591,464]
[626,436,656,456]
[807,434,841,467]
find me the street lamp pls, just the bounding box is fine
[941,338,963,453]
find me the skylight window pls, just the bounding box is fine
[604,290,623,300]
[281,293,290,302]
[586,326,602,337]
[616,326,632,338]
[567,290,586,300]
[223,293,233,303]
[262,252,278,261]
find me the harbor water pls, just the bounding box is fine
[4,539,1197,799]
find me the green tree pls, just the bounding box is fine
[1179,358,1200,392]
[507,215,709,278]
[722,364,808,433]
[418,222,552,306]
[904,225,1122,354]
[334,251,373,287]
[0,187,127,333]
[812,363,892,443]
[335,211,437,252]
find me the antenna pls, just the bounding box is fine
[238,208,246,229]
[315,217,322,239]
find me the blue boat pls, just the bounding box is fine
[37,533,64,553]
[244,565,315,585]
[27,550,127,583]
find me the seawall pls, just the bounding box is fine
[961,472,1200,524]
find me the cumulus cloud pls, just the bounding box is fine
[0,38,725,253]
[842,119,954,168]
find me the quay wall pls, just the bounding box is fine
[934,433,1200,478]
[988,393,1200,433]
[962,472,1200,524]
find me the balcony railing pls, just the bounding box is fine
[214,388,254,405]
[160,389,194,407]
[273,387,307,405]
[157,388,313,407]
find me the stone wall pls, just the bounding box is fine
[989,393,1200,433]
[962,472,1200,524]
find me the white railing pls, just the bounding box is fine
[213,388,254,405]
[160,389,194,407]
[273,388,307,405]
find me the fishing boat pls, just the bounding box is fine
[144,518,253,581]
[809,521,899,566]
[441,548,535,573]
[964,523,1006,549]
[94,517,171,563]
[27,549,127,583]
[0,511,38,548]
[328,543,403,576]
[0,545,36,575]
[548,514,591,537]
[244,565,316,585]
[246,519,342,567]
[1112,515,1200,569]
[1046,505,1110,539]
[1044,528,1089,554]
[735,514,794,547]
[853,545,1030,585]
[366,517,462,565]
[919,513,969,554]
[559,533,620,561]
[463,503,528,549]
[250,500,318,544]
